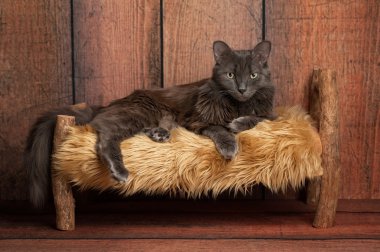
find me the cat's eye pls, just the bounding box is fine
[226,73,235,79]
[250,73,258,79]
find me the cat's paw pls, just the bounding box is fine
[143,127,170,142]
[215,137,238,160]
[228,116,252,133]
[228,116,263,133]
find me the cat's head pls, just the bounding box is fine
[212,40,272,102]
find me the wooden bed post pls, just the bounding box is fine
[52,115,76,231]
[307,69,341,228]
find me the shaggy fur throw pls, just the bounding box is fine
[53,106,323,198]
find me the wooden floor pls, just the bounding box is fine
[1,200,380,251]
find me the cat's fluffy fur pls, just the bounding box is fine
[53,106,323,197]
[25,40,275,207]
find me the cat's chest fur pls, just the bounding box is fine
[194,83,254,125]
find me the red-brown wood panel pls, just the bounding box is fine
[1,206,380,239]
[0,0,72,200]
[163,0,263,87]
[73,0,161,106]
[266,0,380,199]
[1,239,380,252]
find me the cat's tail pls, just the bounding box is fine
[24,105,100,208]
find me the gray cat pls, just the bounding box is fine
[25,40,275,207]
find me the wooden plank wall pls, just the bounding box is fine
[0,0,379,201]
[266,0,380,199]
[0,0,72,200]
[73,0,161,105]
[163,0,262,86]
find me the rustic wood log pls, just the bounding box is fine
[306,70,323,206]
[306,177,321,206]
[308,69,341,228]
[51,115,76,231]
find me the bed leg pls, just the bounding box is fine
[308,69,340,228]
[306,177,321,206]
[52,115,76,231]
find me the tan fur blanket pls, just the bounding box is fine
[53,106,323,198]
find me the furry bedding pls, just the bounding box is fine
[53,106,323,198]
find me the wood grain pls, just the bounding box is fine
[266,0,380,199]
[1,211,380,239]
[163,0,262,87]
[1,239,379,252]
[2,199,380,214]
[73,0,161,106]
[52,115,76,231]
[0,0,72,200]
[311,69,340,228]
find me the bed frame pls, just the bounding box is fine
[51,69,340,230]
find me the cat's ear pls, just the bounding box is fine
[213,41,232,63]
[251,41,271,64]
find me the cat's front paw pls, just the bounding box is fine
[228,116,263,133]
[215,137,238,160]
[143,127,170,142]
[228,116,252,133]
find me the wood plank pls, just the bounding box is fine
[266,0,380,199]
[0,0,72,200]
[163,0,262,87]
[73,0,161,105]
[2,199,379,215]
[1,239,379,252]
[1,211,380,240]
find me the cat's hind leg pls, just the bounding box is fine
[143,112,177,143]
[96,134,129,182]
[143,127,170,142]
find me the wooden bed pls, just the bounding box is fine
[50,69,340,230]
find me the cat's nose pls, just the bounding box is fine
[238,87,247,94]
